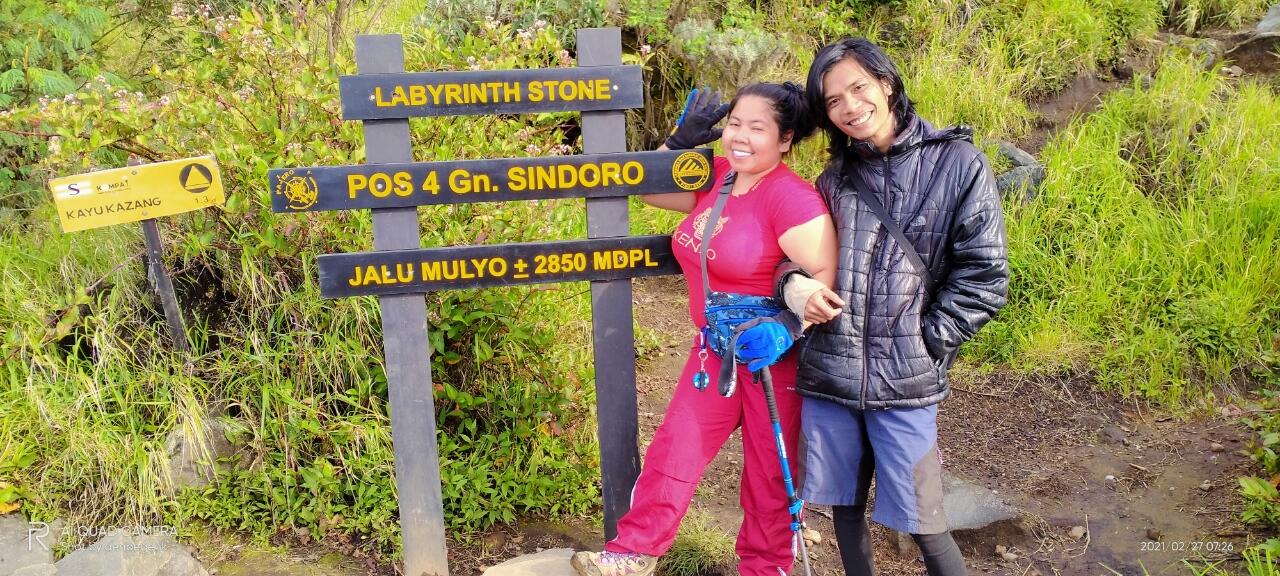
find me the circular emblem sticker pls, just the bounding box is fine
[275,169,319,210]
[179,163,214,194]
[672,151,711,191]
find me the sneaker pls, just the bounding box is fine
[570,550,657,576]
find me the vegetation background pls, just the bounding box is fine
[0,0,1277,572]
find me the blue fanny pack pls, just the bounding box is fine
[694,171,787,397]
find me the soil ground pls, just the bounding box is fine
[443,275,1273,576]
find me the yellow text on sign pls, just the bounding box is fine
[373,79,614,108]
[49,156,225,233]
[344,248,662,288]
[344,162,645,200]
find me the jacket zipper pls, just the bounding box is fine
[861,157,892,409]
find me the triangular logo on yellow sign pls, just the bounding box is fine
[180,164,213,193]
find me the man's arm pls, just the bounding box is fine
[922,154,1010,362]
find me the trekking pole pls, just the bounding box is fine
[756,367,815,576]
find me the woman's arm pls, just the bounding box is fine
[778,214,837,287]
[778,215,844,323]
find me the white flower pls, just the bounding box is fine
[158,95,171,106]
[640,44,652,56]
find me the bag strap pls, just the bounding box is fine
[699,171,736,298]
[855,185,936,294]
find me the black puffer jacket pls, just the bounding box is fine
[796,114,1009,409]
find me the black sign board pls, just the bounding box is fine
[318,234,679,298]
[340,66,644,119]
[269,149,713,213]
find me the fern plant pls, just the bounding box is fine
[0,0,110,107]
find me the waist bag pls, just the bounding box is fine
[696,171,786,397]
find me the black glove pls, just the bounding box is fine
[665,88,730,150]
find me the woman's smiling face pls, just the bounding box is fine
[822,57,897,151]
[721,95,792,175]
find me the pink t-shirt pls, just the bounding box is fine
[673,157,828,327]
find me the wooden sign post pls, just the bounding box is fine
[270,29,711,575]
[48,155,226,353]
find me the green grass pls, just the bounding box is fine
[1166,0,1274,33]
[657,510,736,576]
[968,54,1280,405]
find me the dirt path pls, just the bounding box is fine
[627,277,1269,576]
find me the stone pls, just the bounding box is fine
[1158,33,1224,70]
[942,474,1031,557]
[1211,442,1226,452]
[1069,526,1086,540]
[1001,551,1018,561]
[996,165,1046,203]
[12,564,58,576]
[482,548,576,576]
[53,529,209,576]
[0,517,62,576]
[802,528,822,545]
[894,474,1028,559]
[1259,3,1280,34]
[1199,480,1213,491]
[1147,527,1162,540]
[165,417,238,490]
[997,141,1038,168]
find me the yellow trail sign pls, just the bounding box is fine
[49,156,225,232]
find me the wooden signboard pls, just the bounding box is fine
[317,235,678,297]
[269,149,713,212]
[273,29,672,575]
[339,66,643,119]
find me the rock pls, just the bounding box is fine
[802,528,822,546]
[995,545,1007,555]
[53,529,209,576]
[483,548,576,576]
[943,474,1022,531]
[1001,551,1018,561]
[1069,526,1086,540]
[12,564,58,576]
[1158,33,1224,70]
[1223,65,1245,77]
[1211,442,1226,452]
[1105,475,1117,483]
[1147,527,1163,540]
[0,517,63,576]
[996,164,1046,203]
[482,531,508,550]
[1259,3,1280,34]
[997,141,1038,168]
[1199,480,1213,491]
[165,417,238,490]
[942,474,1031,559]
[1111,60,1134,80]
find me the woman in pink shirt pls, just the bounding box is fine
[572,82,838,576]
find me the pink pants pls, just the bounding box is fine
[606,342,803,576]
